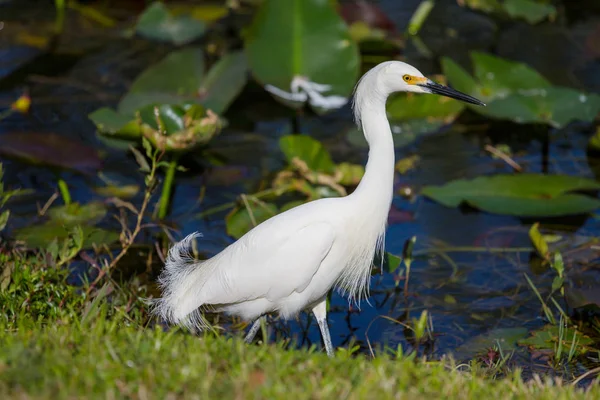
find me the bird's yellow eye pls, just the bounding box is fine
[403,75,412,83]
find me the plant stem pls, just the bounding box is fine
[85,148,159,296]
[158,158,178,220]
[54,0,66,35]
[57,179,71,205]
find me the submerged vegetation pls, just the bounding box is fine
[1,0,600,396]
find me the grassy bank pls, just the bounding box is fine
[0,314,598,399]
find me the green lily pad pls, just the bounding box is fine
[503,0,556,24]
[422,174,600,217]
[135,2,206,45]
[471,52,551,99]
[279,135,336,174]
[118,47,205,115]
[88,108,141,139]
[91,103,221,153]
[519,324,593,354]
[226,201,278,239]
[442,53,600,127]
[462,0,556,24]
[199,51,248,115]
[455,327,529,357]
[483,88,600,127]
[14,202,118,249]
[47,202,107,226]
[15,223,119,249]
[245,0,360,113]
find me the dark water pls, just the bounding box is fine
[1,0,600,380]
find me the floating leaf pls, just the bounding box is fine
[279,135,336,174]
[14,202,117,249]
[455,327,529,357]
[422,174,600,217]
[15,223,119,249]
[461,0,555,24]
[481,89,600,127]
[245,0,360,113]
[503,0,556,24]
[471,52,551,98]
[135,2,206,45]
[47,202,108,226]
[88,108,141,139]
[0,132,102,173]
[91,104,221,153]
[442,53,600,127]
[118,47,205,115]
[226,200,278,239]
[519,324,593,354]
[199,51,248,115]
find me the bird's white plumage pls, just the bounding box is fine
[152,60,480,356]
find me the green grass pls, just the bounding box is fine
[0,251,599,399]
[0,314,598,399]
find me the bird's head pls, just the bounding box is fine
[353,61,485,124]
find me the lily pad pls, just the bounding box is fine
[91,50,242,152]
[14,201,118,249]
[422,174,600,217]
[455,327,529,358]
[0,132,102,173]
[92,103,221,153]
[15,223,119,249]
[118,47,205,115]
[198,51,248,115]
[279,135,336,174]
[245,0,360,113]
[519,324,594,355]
[442,53,600,127]
[503,0,556,24]
[135,2,206,45]
[88,108,141,139]
[47,202,107,226]
[462,0,556,24]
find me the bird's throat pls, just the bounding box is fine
[353,106,395,213]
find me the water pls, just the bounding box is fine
[1,0,599,381]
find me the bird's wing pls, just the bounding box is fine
[263,221,335,301]
[212,221,335,304]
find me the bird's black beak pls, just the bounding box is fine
[419,80,486,106]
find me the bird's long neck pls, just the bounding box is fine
[352,99,395,212]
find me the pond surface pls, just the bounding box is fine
[1,0,599,383]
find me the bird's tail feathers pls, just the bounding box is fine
[151,232,216,331]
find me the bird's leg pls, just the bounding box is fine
[312,299,334,357]
[244,316,265,343]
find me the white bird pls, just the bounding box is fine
[153,61,485,357]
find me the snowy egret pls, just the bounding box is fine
[154,61,485,357]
